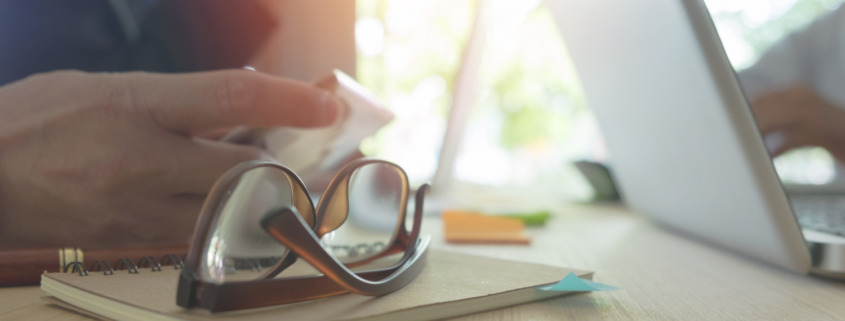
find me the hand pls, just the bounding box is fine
[750,85,845,160]
[0,70,340,249]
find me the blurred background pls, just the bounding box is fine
[349,0,845,208]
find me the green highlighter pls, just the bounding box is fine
[499,210,551,227]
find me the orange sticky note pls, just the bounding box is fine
[442,210,531,245]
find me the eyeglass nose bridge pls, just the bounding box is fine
[315,173,352,237]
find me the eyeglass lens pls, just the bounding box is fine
[320,163,406,268]
[200,167,301,283]
[198,163,407,284]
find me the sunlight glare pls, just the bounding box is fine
[355,17,385,56]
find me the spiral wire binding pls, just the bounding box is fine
[89,260,115,275]
[63,262,89,276]
[66,254,185,276]
[161,254,184,270]
[234,259,262,272]
[62,243,387,278]
[114,258,139,274]
[138,256,162,272]
[227,256,290,272]
[330,241,386,257]
[256,257,282,268]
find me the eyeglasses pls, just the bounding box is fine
[176,158,430,312]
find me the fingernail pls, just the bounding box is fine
[319,91,341,125]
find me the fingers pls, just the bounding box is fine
[750,88,808,136]
[115,70,341,134]
[104,195,203,246]
[196,127,237,140]
[749,86,845,158]
[161,196,206,243]
[766,129,817,157]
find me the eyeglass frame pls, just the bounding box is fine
[176,158,430,312]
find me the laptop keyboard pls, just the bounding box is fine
[789,195,845,237]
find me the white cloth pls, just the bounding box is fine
[736,4,845,178]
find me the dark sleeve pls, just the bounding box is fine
[0,0,128,86]
[0,0,277,86]
[146,0,277,72]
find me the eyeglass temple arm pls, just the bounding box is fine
[407,183,428,245]
[260,205,427,296]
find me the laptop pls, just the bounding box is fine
[546,0,845,278]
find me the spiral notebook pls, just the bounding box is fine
[41,249,592,321]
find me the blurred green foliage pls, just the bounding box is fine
[355,0,844,186]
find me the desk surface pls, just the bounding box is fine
[3,204,845,320]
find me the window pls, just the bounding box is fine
[355,0,599,205]
[355,0,845,206]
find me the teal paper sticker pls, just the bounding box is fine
[540,272,618,291]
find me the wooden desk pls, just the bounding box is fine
[3,204,845,320]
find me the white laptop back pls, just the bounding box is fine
[546,0,811,272]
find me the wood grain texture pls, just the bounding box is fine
[426,204,845,321]
[4,204,845,320]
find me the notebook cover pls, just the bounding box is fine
[41,249,592,321]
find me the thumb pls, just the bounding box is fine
[116,70,341,134]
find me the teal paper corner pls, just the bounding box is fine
[540,272,618,292]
